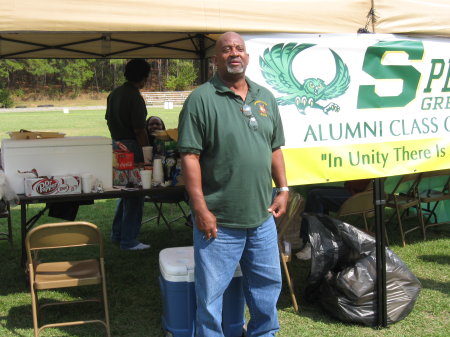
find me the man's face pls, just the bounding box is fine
[214,33,249,76]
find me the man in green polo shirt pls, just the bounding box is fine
[178,32,288,337]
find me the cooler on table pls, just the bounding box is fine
[1,136,112,194]
[159,246,245,337]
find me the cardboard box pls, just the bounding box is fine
[9,131,65,140]
[24,175,81,196]
[113,168,142,186]
[1,136,112,194]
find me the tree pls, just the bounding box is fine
[164,60,197,91]
[0,60,24,85]
[56,59,95,95]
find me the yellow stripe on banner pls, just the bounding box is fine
[282,138,450,186]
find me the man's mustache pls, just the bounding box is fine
[227,57,243,65]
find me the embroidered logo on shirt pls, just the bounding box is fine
[255,100,268,116]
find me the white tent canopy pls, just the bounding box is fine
[1,0,449,59]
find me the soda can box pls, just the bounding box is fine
[113,151,134,170]
[113,168,142,186]
[24,176,81,196]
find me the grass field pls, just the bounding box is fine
[0,107,449,336]
[0,107,182,142]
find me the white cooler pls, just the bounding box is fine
[1,136,112,194]
[159,246,245,337]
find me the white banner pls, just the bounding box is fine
[244,34,450,185]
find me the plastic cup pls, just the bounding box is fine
[140,170,152,189]
[142,146,153,164]
[81,173,93,193]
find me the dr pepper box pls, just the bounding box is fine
[24,175,81,197]
[159,246,245,337]
[1,136,112,194]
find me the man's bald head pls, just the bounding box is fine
[214,32,249,79]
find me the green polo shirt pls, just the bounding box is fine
[105,82,147,140]
[178,74,285,228]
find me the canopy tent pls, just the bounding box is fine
[1,0,449,59]
[1,1,449,328]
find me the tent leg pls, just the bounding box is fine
[373,178,387,327]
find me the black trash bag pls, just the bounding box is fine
[302,213,421,326]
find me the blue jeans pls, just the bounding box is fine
[111,139,145,249]
[193,216,281,337]
[111,196,144,249]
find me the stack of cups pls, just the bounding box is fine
[140,170,152,189]
[81,173,93,193]
[152,158,164,186]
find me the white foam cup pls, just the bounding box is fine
[81,173,93,193]
[142,146,153,164]
[152,158,164,185]
[140,170,152,189]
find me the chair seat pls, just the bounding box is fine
[34,259,101,289]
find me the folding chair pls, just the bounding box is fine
[25,221,111,337]
[275,191,304,313]
[335,190,376,232]
[384,173,425,246]
[416,169,450,233]
[0,199,13,243]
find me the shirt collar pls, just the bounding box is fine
[211,73,259,102]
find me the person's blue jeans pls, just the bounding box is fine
[111,139,145,249]
[193,215,281,337]
[111,196,144,249]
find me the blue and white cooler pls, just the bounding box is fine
[159,246,245,337]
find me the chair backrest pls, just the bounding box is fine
[418,169,450,188]
[336,190,375,218]
[389,173,421,196]
[275,191,304,249]
[26,221,103,262]
[417,169,450,197]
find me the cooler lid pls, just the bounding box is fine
[159,246,195,278]
[159,246,242,281]
[1,136,111,149]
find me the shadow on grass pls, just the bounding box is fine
[418,254,450,265]
[417,277,450,296]
[6,303,107,337]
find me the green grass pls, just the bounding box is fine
[0,108,449,336]
[0,107,182,142]
[1,203,449,336]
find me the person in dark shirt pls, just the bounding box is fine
[105,59,151,250]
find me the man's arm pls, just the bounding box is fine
[180,153,218,239]
[134,128,149,147]
[268,147,288,218]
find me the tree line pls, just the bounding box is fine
[0,59,199,107]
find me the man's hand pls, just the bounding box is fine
[267,191,288,218]
[195,209,218,239]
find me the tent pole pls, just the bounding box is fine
[373,177,387,327]
[198,34,208,83]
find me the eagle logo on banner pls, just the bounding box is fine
[259,43,350,115]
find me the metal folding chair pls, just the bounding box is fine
[25,221,111,337]
[275,191,304,313]
[416,169,450,233]
[384,173,425,246]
